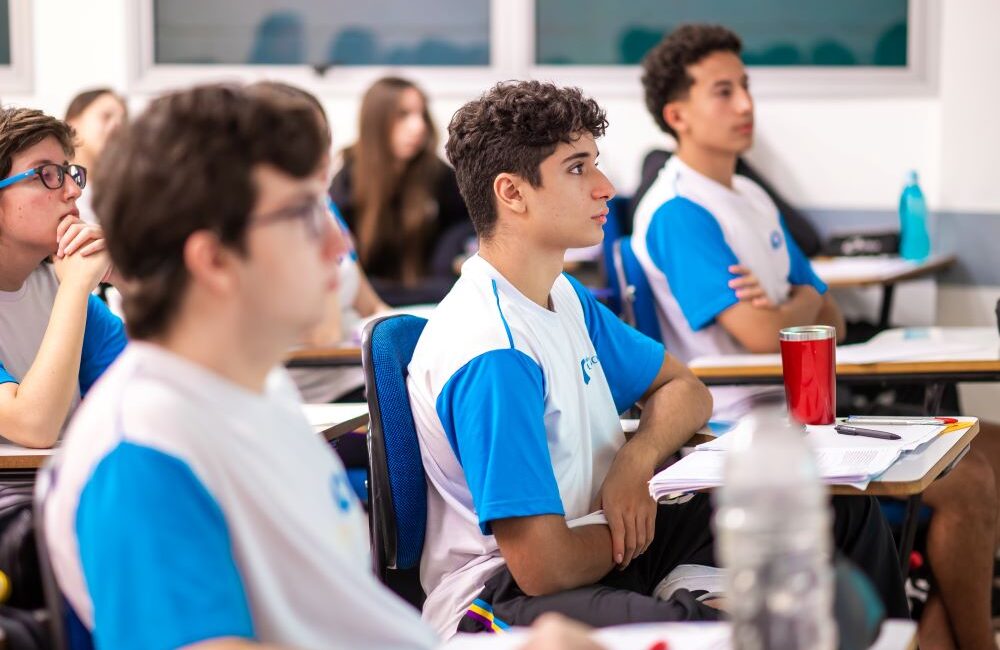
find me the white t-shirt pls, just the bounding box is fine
[631,156,827,419]
[407,255,665,637]
[0,265,126,435]
[46,342,439,649]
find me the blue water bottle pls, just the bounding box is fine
[899,170,930,261]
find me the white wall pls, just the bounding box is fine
[5,0,998,411]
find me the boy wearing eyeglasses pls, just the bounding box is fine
[0,107,126,448]
[41,82,604,650]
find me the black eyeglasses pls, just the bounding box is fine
[250,199,331,240]
[0,163,87,191]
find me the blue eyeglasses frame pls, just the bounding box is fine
[0,163,87,191]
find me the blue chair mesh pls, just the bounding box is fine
[620,236,662,342]
[369,316,428,570]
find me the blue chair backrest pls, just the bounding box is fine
[34,463,94,650]
[614,236,662,342]
[362,315,429,606]
[598,196,629,314]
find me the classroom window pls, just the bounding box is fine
[152,0,490,66]
[0,0,9,66]
[0,0,31,93]
[136,0,932,98]
[535,0,908,67]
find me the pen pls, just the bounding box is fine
[834,425,902,441]
[846,416,957,425]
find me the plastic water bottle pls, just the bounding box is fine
[714,411,836,650]
[899,170,930,261]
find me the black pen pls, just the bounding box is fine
[834,424,902,441]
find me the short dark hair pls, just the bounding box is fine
[246,81,331,146]
[641,24,742,137]
[0,107,75,179]
[93,83,326,340]
[64,88,126,122]
[445,80,608,239]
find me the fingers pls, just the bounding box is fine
[61,227,95,257]
[641,504,656,556]
[77,238,107,257]
[61,224,104,257]
[751,296,776,309]
[619,511,638,569]
[57,222,85,257]
[609,511,625,567]
[55,215,81,245]
[733,285,766,301]
[728,264,750,276]
[632,510,647,563]
[728,274,760,290]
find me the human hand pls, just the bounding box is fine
[591,440,657,569]
[56,216,107,258]
[728,264,775,309]
[53,218,112,291]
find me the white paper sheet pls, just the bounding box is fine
[649,446,900,500]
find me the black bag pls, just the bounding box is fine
[0,484,50,649]
[0,604,49,650]
[0,485,43,610]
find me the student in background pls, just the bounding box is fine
[249,81,389,404]
[635,24,998,650]
[330,76,472,305]
[0,107,126,448]
[64,88,127,224]
[44,82,598,650]
[407,79,906,639]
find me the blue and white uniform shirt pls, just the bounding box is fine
[407,255,665,637]
[46,342,436,650]
[632,156,826,419]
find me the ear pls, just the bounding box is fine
[493,172,527,215]
[182,230,239,296]
[662,101,686,136]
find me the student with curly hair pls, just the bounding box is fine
[407,80,906,638]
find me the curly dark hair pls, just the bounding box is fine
[641,24,742,137]
[93,83,326,340]
[445,80,608,239]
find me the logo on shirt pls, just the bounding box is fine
[330,473,354,513]
[580,355,599,385]
[770,230,783,250]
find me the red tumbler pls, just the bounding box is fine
[779,325,837,425]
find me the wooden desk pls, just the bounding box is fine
[691,327,1000,414]
[302,402,369,441]
[812,254,956,328]
[672,412,979,576]
[285,346,363,368]
[830,422,978,497]
[839,421,978,575]
[0,404,370,481]
[0,444,51,471]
